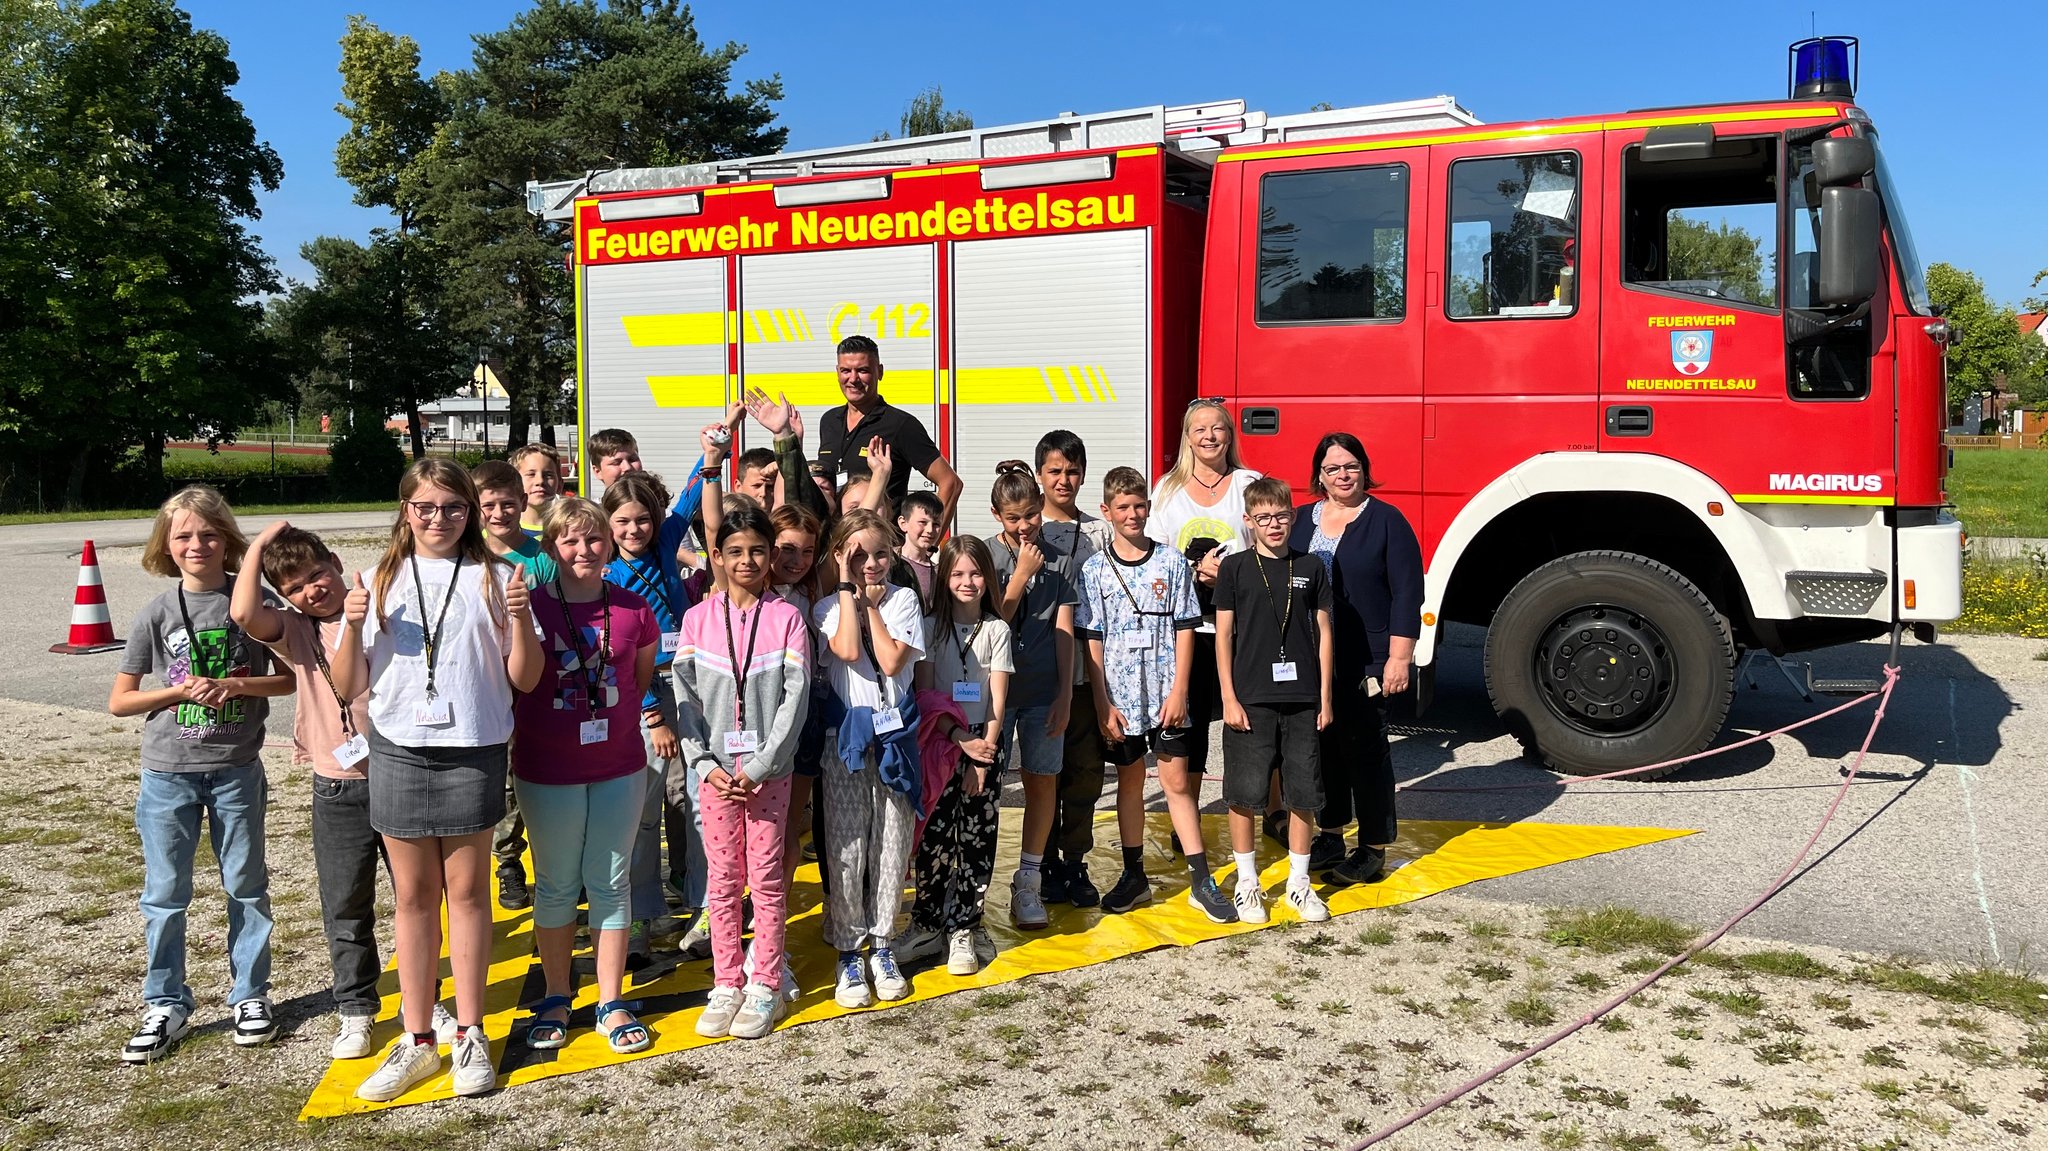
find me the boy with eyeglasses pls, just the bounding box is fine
[1074,468,1223,919]
[1214,477,1334,924]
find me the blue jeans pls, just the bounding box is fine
[135,762,272,1010]
[1002,705,1062,776]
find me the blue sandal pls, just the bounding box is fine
[524,994,574,1049]
[596,999,652,1054]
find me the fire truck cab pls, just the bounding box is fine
[536,37,1960,775]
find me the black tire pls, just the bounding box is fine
[1484,551,1735,777]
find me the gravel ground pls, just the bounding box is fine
[0,695,2043,1151]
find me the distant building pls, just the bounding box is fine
[388,358,574,455]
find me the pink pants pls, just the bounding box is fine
[699,773,792,990]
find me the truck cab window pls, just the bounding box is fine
[1445,152,1577,319]
[1256,164,1409,323]
[1784,141,1871,400]
[1622,137,1778,308]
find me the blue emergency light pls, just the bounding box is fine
[1789,36,1858,101]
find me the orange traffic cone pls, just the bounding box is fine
[50,540,123,654]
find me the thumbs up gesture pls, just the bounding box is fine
[344,571,370,629]
[505,565,531,621]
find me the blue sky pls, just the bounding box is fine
[188,0,2046,308]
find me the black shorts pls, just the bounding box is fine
[1221,702,1323,813]
[1106,724,1191,766]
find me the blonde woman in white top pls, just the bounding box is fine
[1142,400,1261,876]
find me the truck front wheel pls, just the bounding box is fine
[1483,551,1735,777]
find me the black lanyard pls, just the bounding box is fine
[619,552,677,624]
[1105,543,1171,616]
[855,597,895,710]
[951,617,983,672]
[309,623,356,737]
[1254,553,1297,660]
[410,555,462,700]
[174,587,239,706]
[723,592,766,731]
[552,578,611,718]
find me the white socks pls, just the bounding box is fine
[1233,850,1259,888]
[1287,851,1312,891]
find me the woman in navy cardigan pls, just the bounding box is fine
[1286,432,1423,884]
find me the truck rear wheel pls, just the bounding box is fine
[1483,551,1735,778]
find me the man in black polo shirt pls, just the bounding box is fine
[816,334,963,529]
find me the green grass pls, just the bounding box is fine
[1948,449,2048,539]
[0,500,390,526]
[1851,959,2048,1022]
[1543,906,1693,954]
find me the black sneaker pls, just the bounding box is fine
[1328,845,1388,886]
[497,865,531,911]
[1064,861,1100,908]
[1262,810,1288,847]
[802,838,818,862]
[1039,861,1072,905]
[1101,869,1152,914]
[231,996,278,1046]
[1307,831,1347,872]
[122,1004,191,1064]
[1186,876,1240,924]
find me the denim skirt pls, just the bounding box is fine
[366,729,508,839]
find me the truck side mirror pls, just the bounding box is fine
[1816,186,1880,306]
[1811,136,1874,187]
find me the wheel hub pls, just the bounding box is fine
[1536,604,1674,737]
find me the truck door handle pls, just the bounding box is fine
[1240,407,1280,436]
[1605,405,1653,437]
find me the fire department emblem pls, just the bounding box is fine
[1671,330,1713,376]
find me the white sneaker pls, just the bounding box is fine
[331,1013,377,1060]
[449,1025,495,1096]
[354,1037,440,1102]
[1286,883,1331,922]
[729,982,786,1039]
[870,947,910,1001]
[947,929,981,976]
[834,954,873,1009]
[697,986,743,1038]
[780,956,801,1004]
[1234,882,1269,924]
[430,1002,457,1047]
[122,1003,191,1065]
[1011,869,1049,930]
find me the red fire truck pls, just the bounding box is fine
[534,39,1960,773]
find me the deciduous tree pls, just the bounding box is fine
[1928,261,2045,410]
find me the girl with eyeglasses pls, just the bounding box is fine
[332,458,545,1101]
[1286,433,1422,886]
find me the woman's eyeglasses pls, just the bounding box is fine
[1319,463,1364,477]
[405,501,470,521]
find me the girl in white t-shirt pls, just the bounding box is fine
[333,459,544,1103]
[1143,399,1263,829]
[905,535,1013,976]
[813,509,926,1010]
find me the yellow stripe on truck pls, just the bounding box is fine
[644,366,1122,408]
[622,312,731,347]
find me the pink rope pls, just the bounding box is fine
[1345,663,1900,1150]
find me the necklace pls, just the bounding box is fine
[1189,466,1228,492]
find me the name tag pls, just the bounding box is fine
[332,734,370,769]
[871,707,904,735]
[660,631,681,654]
[1272,661,1299,683]
[580,718,610,745]
[414,699,453,726]
[1121,629,1153,650]
[951,681,982,703]
[723,729,760,755]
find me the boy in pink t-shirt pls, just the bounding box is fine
[231,523,382,1060]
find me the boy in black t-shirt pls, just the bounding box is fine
[1214,478,1335,925]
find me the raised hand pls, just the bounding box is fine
[700,423,729,466]
[745,387,792,437]
[865,436,892,481]
[253,520,291,546]
[787,403,805,442]
[344,572,370,630]
[505,566,531,621]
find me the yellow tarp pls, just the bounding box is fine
[300,815,1691,1117]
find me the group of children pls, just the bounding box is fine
[110,399,1353,1102]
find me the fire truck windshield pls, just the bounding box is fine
[1873,144,1931,316]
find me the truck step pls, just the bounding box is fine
[1810,677,1884,696]
[1785,570,1887,617]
